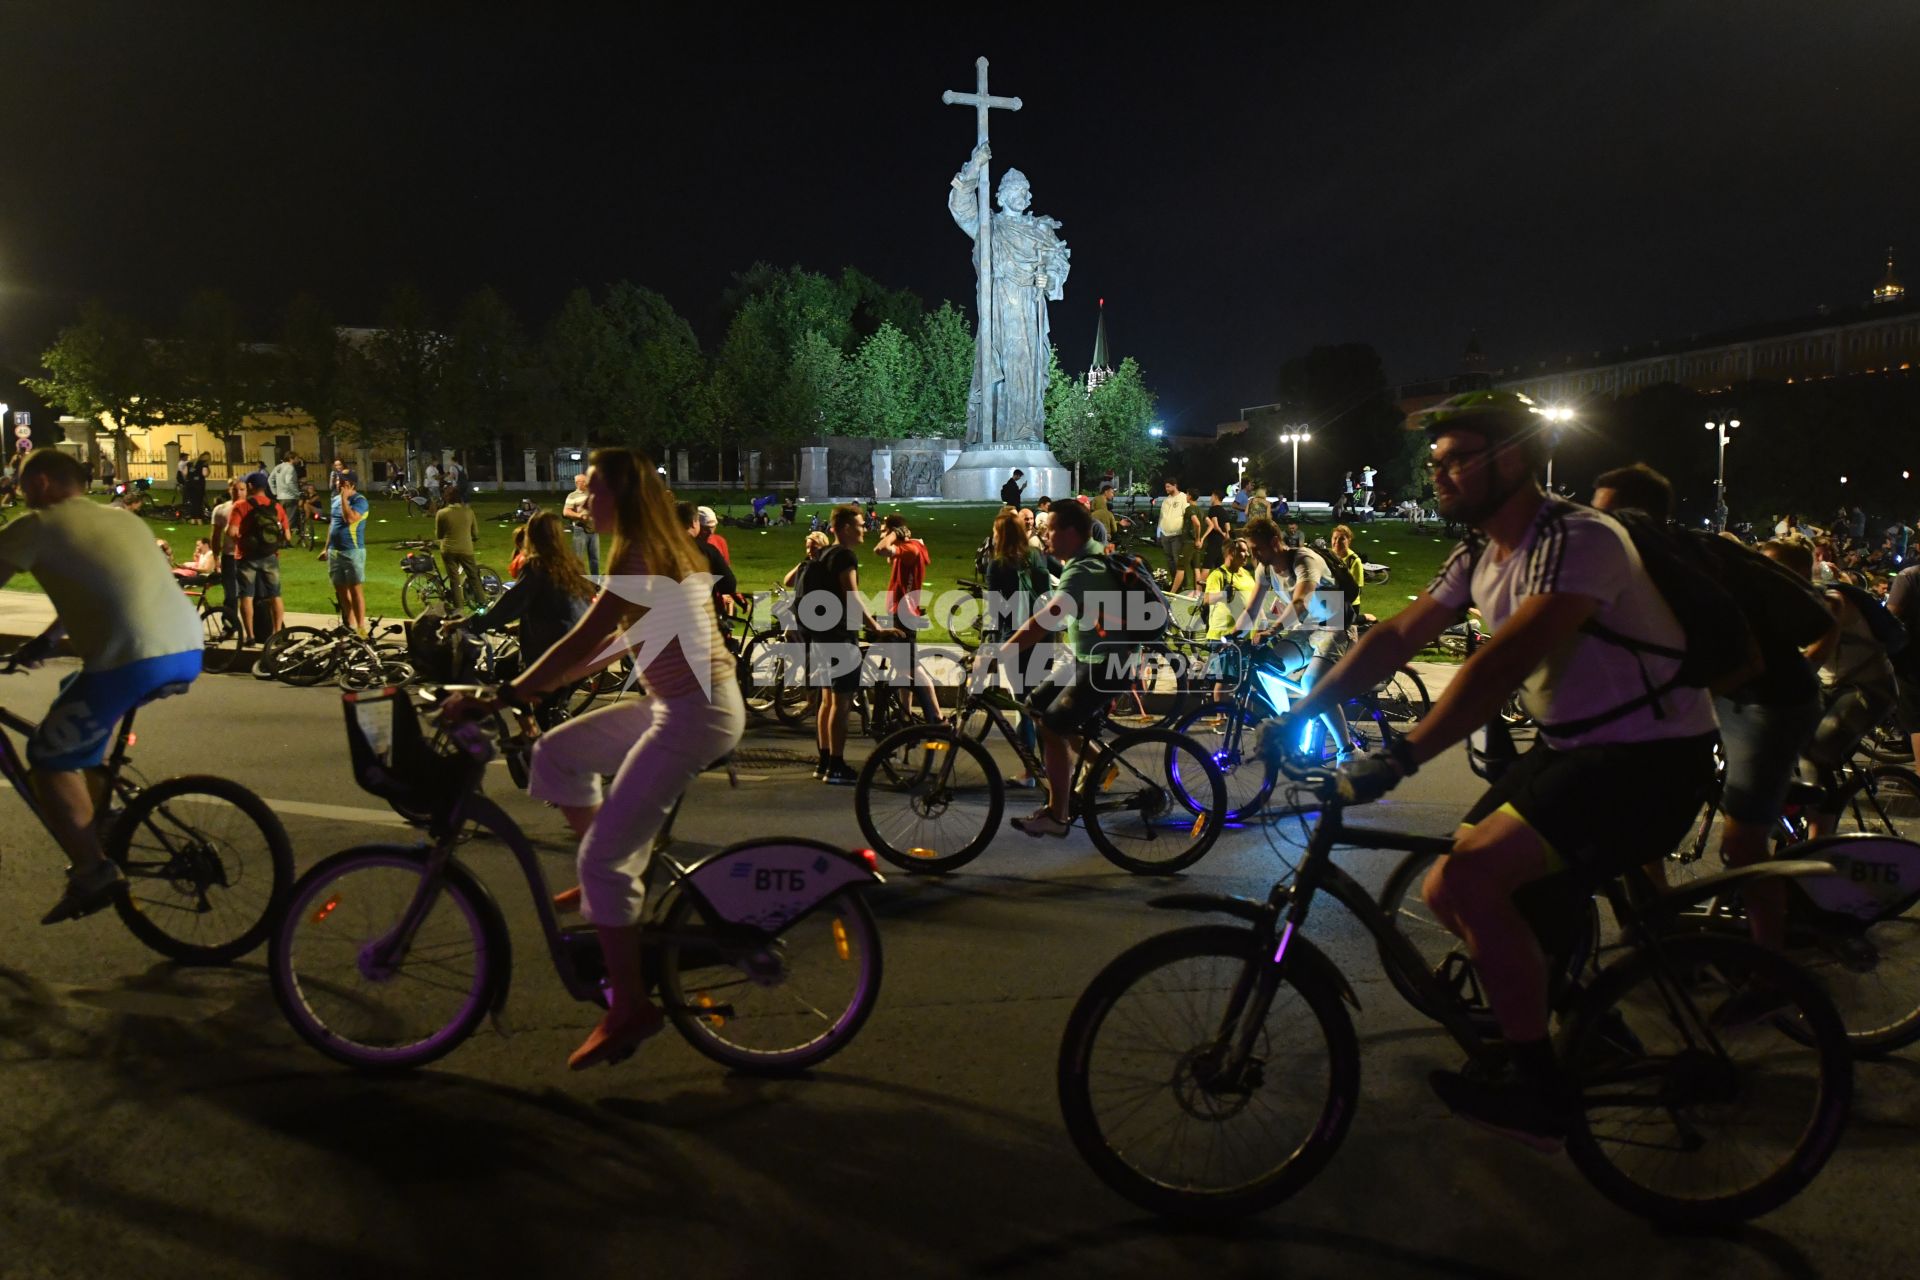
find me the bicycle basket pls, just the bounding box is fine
[342,686,488,827]
[401,551,436,574]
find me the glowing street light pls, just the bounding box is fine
[1704,418,1740,532]
[1539,405,1575,490]
[1230,455,1249,489]
[1278,426,1310,504]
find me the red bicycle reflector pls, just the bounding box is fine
[311,896,340,924]
[853,848,879,869]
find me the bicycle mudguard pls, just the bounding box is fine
[1655,858,1839,920]
[1148,893,1360,1009]
[1782,835,1920,924]
[679,838,883,935]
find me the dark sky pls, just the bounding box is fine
[2,2,1917,431]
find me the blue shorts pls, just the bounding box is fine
[328,547,367,586]
[30,650,203,771]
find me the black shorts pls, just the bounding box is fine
[1025,663,1113,736]
[1895,674,1920,735]
[805,639,864,693]
[1461,732,1716,882]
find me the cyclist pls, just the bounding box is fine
[992,499,1125,837]
[0,449,203,923]
[1201,535,1257,703]
[1283,391,1718,1150]
[450,511,592,726]
[445,448,744,1070]
[1232,515,1354,754]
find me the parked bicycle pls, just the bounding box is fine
[270,686,886,1073]
[0,660,293,962]
[1057,750,1853,1226]
[853,649,1227,874]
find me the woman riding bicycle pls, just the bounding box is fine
[449,511,594,726]
[446,448,745,1070]
[984,507,1050,787]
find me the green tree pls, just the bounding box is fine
[712,292,806,443]
[915,300,973,436]
[1043,344,1098,490]
[600,282,707,451]
[787,329,852,437]
[176,289,269,456]
[354,284,445,461]
[540,286,623,445]
[1091,357,1162,489]
[275,293,353,455]
[24,300,180,475]
[846,321,921,439]
[439,286,532,459]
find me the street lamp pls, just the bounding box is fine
[1540,405,1575,490]
[1704,418,1740,532]
[1230,455,1249,490]
[1278,427,1310,504]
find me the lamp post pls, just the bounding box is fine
[1540,405,1575,490]
[1278,427,1310,504]
[1131,423,1165,495]
[1705,418,1740,532]
[1230,455,1248,491]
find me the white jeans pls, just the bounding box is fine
[527,682,746,926]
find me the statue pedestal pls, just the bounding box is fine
[939,443,1070,503]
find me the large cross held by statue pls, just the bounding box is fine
[943,57,1020,445]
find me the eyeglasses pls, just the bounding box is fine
[1425,447,1493,478]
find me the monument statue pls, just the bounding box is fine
[938,57,1071,501]
[948,149,1070,444]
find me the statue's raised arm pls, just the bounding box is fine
[948,142,990,239]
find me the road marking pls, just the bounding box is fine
[264,798,411,826]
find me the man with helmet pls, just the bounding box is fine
[1281,390,1718,1150]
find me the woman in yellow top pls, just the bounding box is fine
[1202,537,1258,704]
[1330,523,1365,614]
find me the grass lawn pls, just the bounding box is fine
[6,492,1460,637]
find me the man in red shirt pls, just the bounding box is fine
[874,513,939,721]
[228,471,291,643]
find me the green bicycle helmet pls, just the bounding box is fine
[1406,389,1541,439]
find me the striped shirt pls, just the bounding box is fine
[1428,497,1716,748]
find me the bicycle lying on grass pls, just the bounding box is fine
[1057,749,1853,1227]
[270,685,886,1072]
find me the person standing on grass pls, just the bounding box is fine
[319,470,370,634]
[435,484,483,611]
[228,471,290,643]
[563,471,600,575]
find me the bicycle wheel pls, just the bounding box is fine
[106,775,294,964]
[270,846,503,1071]
[657,885,882,1073]
[1373,667,1430,730]
[774,684,821,729]
[255,625,334,686]
[1108,648,1189,731]
[1170,700,1275,822]
[1057,924,1359,1220]
[1830,765,1920,838]
[477,566,506,606]
[401,573,444,619]
[1859,704,1913,764]
[1562,933,1851,1226]
[1376,848,1483,1022]
[333,636,390,691]
[855,725,1002,872]
[738,635,793,720]
[1081,728,1225,874]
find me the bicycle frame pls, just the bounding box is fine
[0,699,142,829]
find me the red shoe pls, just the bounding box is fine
[552,885,583,912]
[567,1009,666,1071]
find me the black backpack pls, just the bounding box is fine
[795,554,844,639]
[1089,551,1173,653]
[1693,533,1838,656]
[1316,551,1362,627]
[1830,580,1909,657]
[1520,510,1757,739]
[240,500,287,558]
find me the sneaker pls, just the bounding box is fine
[822,762,858,786]
[1711,981,1794,1032]
[41,861,127,926]
[1011,807,1071,838]
[812,754,828,781]
[1012,773,1041,790]
[1428,1066,1571,1153]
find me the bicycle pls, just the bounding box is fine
[270,685,886,1073]
[1169,636,1429,820]
[853,649,1227,874]
[395,540,506,616]
[1057,751,1853,1226]
[0,660,293,963]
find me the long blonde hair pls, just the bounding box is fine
[592,448,703,585]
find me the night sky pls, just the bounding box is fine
[2,2,1917,431]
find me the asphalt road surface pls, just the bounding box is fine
[0,661,1911,1280]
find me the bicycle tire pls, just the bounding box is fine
[1107,648,1193,732]
[658,886,882,1074]
[1562,933,1852,1226]
[1829,765,1920,839]
[270,845,504,1071]
[1081,728,1225,875]
[855,725,1003,872]
[774,684,821,729]
[401,573,444,619]
[106,775,294,964]
[1057,924,1359,1220]
[252,624,324,680]
[277,632,344,687]
[1170,699,1276,822]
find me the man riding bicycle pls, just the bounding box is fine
[0,449,203,923]
[1283,391,1718,1150]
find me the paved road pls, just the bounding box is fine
[0,662,1911,1280]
